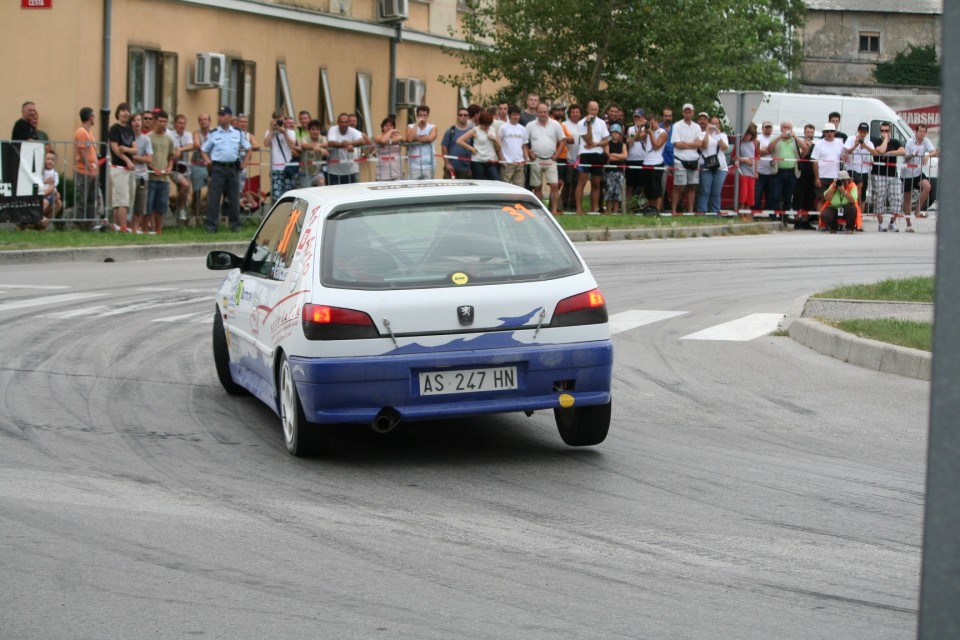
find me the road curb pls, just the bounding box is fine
[784,296,932,381]
[0,221,782,265]
[0,241,251,265]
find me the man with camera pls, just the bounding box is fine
[821,170,858,233]
[201,106,251,233]
[264,111,299,198]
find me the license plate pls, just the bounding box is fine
[419,366,518,396]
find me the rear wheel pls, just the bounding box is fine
[554,400,611,446]
[279,355,324,456]
[213,310,248,396]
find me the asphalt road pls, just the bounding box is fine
[0,230,935,639]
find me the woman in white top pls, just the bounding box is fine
[456,111,501,180]
[696,116,729,213]
[640,113,668,212]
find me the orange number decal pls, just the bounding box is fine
[502,203,536,222]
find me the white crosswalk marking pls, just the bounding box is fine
[0,292,107,312]
[680,313,785,341]
[608,310,688,335]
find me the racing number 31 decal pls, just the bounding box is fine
[503,203,536,222]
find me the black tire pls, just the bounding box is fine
[554,400,611,446]
[278,355,324,457]
[213,310,249,396]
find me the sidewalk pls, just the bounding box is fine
[784,296,932,381]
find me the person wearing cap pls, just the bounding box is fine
[625,108,648,205]
[754,119,776,213]
[828,112,848,143]
[811,123,845,192]
[201,105,251,232]
[670,102,704,215]
[603,122,628,213]
[820,169,859,233]
[842,122,875,225]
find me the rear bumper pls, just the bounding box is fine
[289,340,613,424]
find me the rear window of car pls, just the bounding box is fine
[321,199,583,289]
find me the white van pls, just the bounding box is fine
[733,92,914,144]
[721,91,937,212]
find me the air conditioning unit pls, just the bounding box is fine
[194,52,226,88]
[378,0,408,22]
[396,78,424,106]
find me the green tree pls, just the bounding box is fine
[441,0,805,111]
[873,44,940,87]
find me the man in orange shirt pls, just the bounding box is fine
[73,107,99,226]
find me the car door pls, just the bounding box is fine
[231,197,308,386]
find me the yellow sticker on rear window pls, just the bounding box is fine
[451,272,469,285]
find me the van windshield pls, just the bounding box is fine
[321,199,583,289]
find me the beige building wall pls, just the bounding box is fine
[1,0,475,145]
[801,10,941,86]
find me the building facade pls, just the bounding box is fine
[1,0,482,146]
[800,0,942,88]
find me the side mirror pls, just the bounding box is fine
[206,251,242,270]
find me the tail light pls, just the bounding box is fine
[302,304,380,340]
[550,288,608,327]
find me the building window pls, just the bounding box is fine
[221,59,256,128]
[319,68,334,131]
[859,32,880,53]
[128,47,178,115]
[276,61,295,117]
[355,72,373,139]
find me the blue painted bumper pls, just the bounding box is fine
[289,340,613,425]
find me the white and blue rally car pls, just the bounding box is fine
[207,180,613,456]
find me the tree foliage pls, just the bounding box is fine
[441,0,805,112]
[873,45,940,87]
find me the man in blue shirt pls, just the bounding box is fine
[201,106,251,232]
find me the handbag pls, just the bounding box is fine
[680,158,700,171]
[275,134,299,178]
[702,153,720,171]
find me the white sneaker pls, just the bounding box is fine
[177,209,188,221]
[888,224,899,233]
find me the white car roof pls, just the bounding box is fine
[282,179,535,208]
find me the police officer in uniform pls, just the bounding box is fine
[201,106,251,232]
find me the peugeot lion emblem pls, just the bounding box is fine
[457,305,475,326]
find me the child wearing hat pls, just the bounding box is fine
[604,123,628,213]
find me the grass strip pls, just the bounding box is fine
[823,317,932,352]
[813,276,934,303]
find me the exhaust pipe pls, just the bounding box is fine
[370,407,402,434]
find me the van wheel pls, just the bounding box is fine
[278,355,324,456]
[213,311,248,396]
[554,401,611,446]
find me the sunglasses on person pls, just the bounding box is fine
[457,112,469,117]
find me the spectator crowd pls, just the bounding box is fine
[5,93,939,232]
